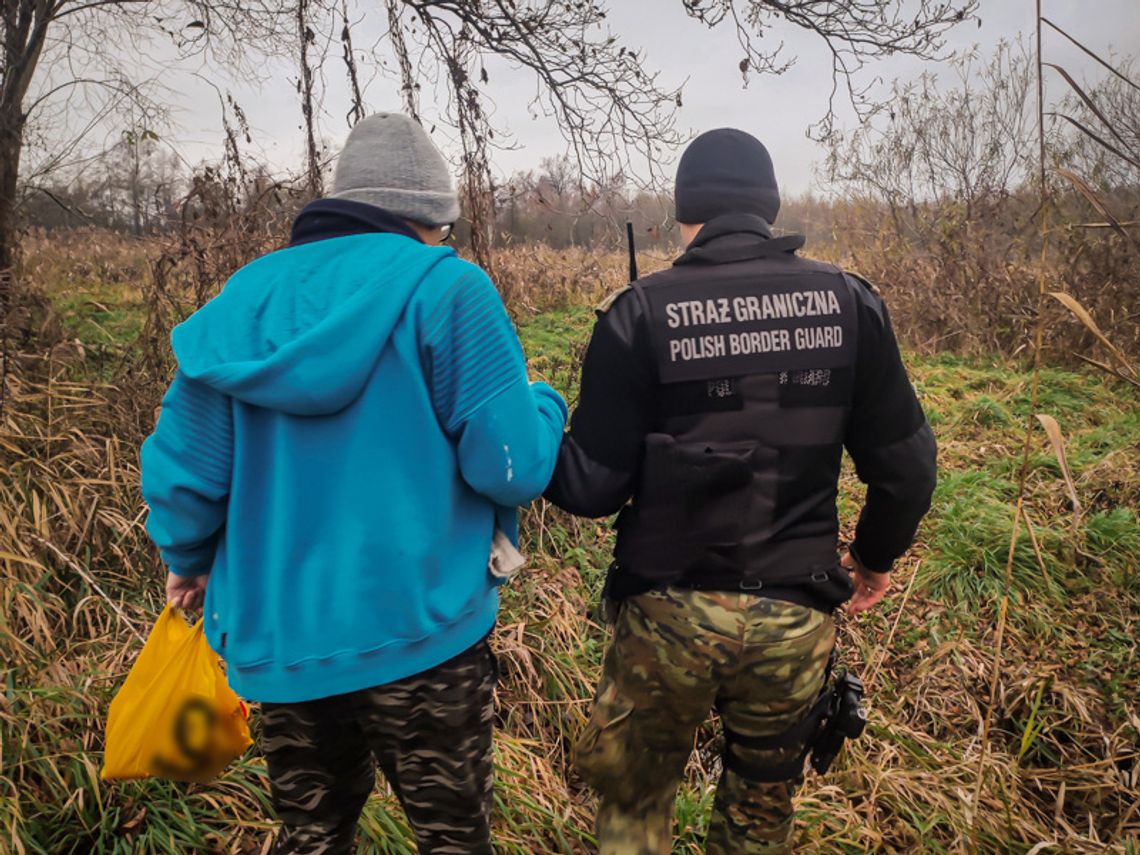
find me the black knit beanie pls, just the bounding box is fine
[674,128,780,225]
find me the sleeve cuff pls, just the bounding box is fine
[162,549,215,578]
[530,380,569,422]
[849,543,893,574]
[167,566,212,578]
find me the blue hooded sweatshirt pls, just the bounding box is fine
[141,202,567,703]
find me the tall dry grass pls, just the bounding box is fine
[785,196,1140,364]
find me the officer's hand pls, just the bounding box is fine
[167,572,209,611]
[842,552,890,615]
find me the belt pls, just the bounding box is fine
[674,569,833,592]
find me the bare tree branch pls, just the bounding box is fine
[683,0,979,139]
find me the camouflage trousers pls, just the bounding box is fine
[575,588,835,855]
[260,638,497,855]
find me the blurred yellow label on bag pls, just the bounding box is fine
[101,604,252,782]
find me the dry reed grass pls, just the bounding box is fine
[816,200,1140,364]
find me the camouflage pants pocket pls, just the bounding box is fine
[575,675,685,855]
[573,674,636,802]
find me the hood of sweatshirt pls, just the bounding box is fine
[172,231,455,415]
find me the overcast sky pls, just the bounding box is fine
[110,1,1140,195]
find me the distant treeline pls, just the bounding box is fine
[17,146,685,250]
[17,140,849,254]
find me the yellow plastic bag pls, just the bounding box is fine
[101,604,253,782]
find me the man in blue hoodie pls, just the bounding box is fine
[141,112,568,854]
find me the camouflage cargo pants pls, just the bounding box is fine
[260,638,497,855]
[575,587,835,855]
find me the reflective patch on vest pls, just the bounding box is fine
[641,272,857,384]
[707,378,737,399]
[781,369,831,387]
[659,378,742,416]
[779,366,853,409]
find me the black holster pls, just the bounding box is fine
[597,561,621,626]
[723,663,867,783]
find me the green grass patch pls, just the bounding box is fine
[1085,508,1140,589]
[518,306,594,402]
[919,470,1067,607]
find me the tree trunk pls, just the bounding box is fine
[2,0,55,308]
[0,107,21,418]
[297,0,322,198]
[0,107,22,303]
[2,0,53,416]
[131,134,142,236]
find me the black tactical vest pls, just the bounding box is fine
[613,239,861,596]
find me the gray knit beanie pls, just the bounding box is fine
[330,113,460,225]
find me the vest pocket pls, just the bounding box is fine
[618,434,775,581]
